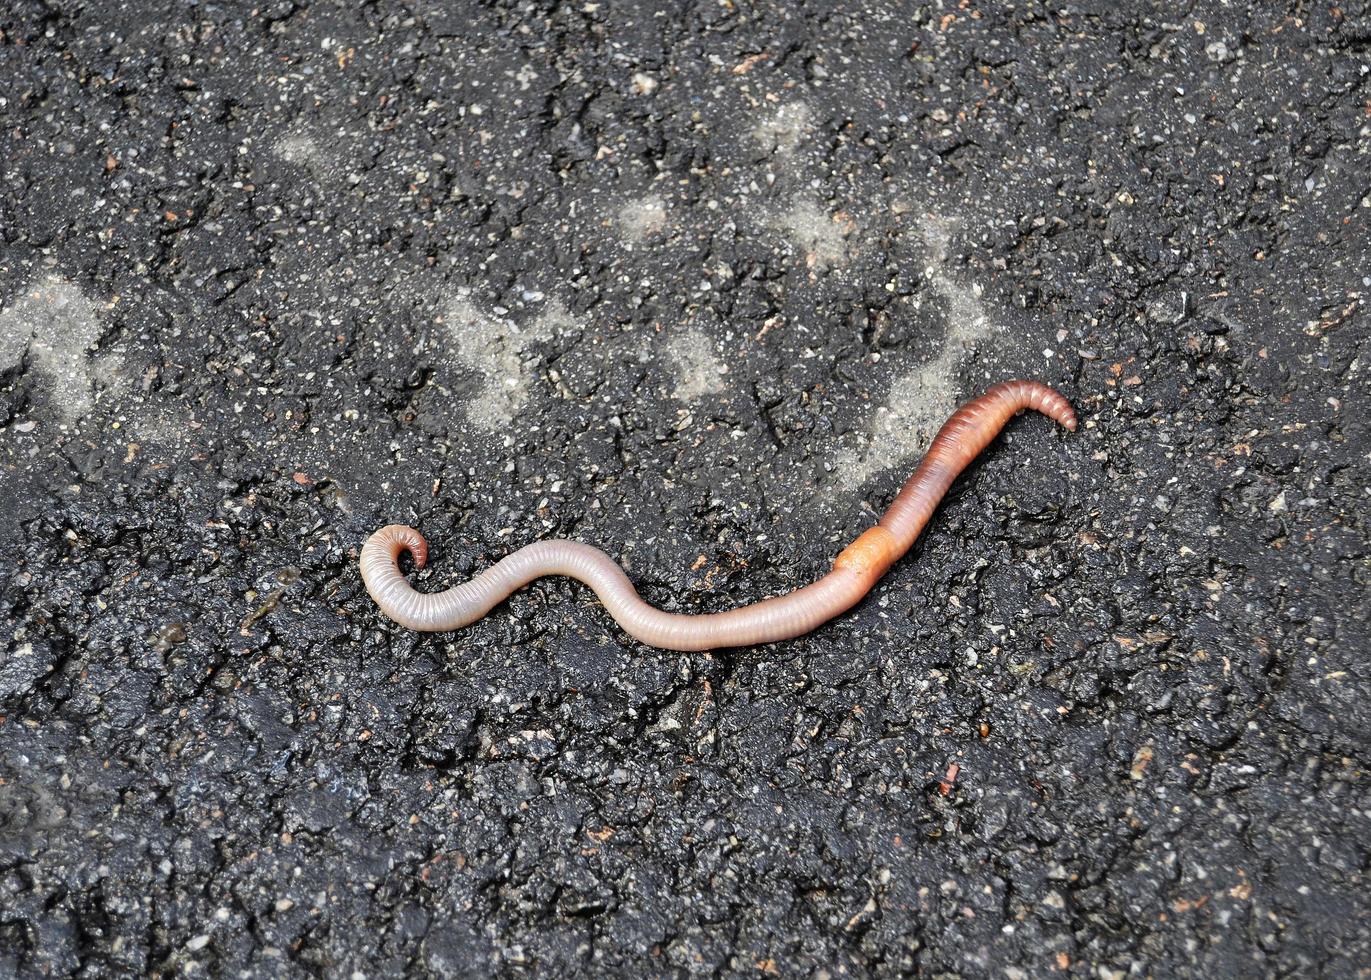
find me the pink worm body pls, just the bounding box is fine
[360,380,1076,650]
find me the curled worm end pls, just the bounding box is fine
[1022,381,1077,431]
[359,525,432,629]
[367,524,428,570]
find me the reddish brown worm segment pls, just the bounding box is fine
[360,380,1076,650]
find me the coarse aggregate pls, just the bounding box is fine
[1,1,1368,976]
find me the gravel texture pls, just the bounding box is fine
[1,1,1368,976]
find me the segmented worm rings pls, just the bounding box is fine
[361,380,1076,650]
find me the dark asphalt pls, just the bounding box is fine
[1,1,1368,976]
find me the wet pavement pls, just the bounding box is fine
[1,2,1368,976]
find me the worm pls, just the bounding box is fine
[360,380,1076,650]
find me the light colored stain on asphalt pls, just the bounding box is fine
[753,101,812,156]
[274,131,330,179]
[441,295,575,430]
[771,199,857,271]
[665,328,727,402]
[835,212,998,488]
[275,132,318,165]
[617,194,669,242]
[917,212,994,354]
[0,277,117,425]
[273,129,361,187]
[526,297,583,341]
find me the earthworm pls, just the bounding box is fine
[360,380,1076,650]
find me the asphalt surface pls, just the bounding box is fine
[2,1,1369,977]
